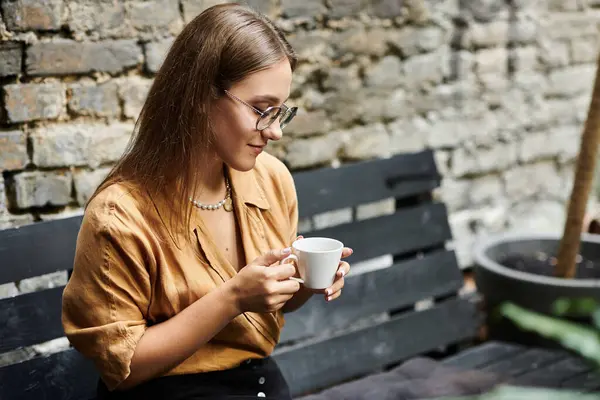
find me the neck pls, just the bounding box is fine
[192,156,227,202]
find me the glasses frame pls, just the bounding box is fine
[224,89,297,131]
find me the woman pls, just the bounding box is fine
[61,3,351,399]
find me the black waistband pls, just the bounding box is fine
[97,357,291,400]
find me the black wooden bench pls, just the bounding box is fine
[1,150,599,399]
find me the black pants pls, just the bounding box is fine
[97,357,292,399]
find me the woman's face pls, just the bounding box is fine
[211,58,293,172]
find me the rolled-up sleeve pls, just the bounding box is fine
[62,195,153,391]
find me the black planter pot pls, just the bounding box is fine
[473,233,600,347]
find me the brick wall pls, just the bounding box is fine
[1,0,599,272]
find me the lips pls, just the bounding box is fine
[249,144,265,154]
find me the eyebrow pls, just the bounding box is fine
[250,94,290,104]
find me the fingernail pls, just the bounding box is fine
[340,270,345,277]
[349,248,354,254]
[282,247,291,254]
[326,289,331,296]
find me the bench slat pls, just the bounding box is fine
[293,150,440,218]
[280,249,463,343]
[305,202,451,264]
[274,297,480,397]
[511,356,595,388]
[0,287,64,353]
[0,349,98,400]
[442,341,525,369]
[481,348,566,378]
[0,215,82,285]
[561,370,600,391]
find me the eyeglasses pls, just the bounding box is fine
[224,90,298,131]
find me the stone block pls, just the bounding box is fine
[511,46,539,72]
[285,110,329,137]
[547,65,595,98]
[313,208,352,230]
[118,77,153,119]
[281,0,326,18]
[0,130,28,170]
[403,47,450,89]
[0,42,22,77]
[329,0,367,18]
[67,0,128,39]
[364,55,403,88]
[144,38,175,73]
[88,123,133,168]
[543,13,600,40]
[287,30,331,62]
[12,171,72,208]
[1,0,64,31]
[340,123,391,160]
[32,123,92,167]
[387,118,428,154]
[244,0,277,17]
[26,39,143,76]
[356,198,395,221]
[32,123,133,168]
[507,200,565,234]
[362,89,410,123]
[538,40,570,68]
[452,143,518,177]
[128,0,182,35]
[331,28,389,58]
[519,125,580,163]
[285,133,341,168]
[3,82,65,123]
[504,162,561,201]
[18,271,68,294]
[571,36,599,64]
[321,65,361,92]
[182,0,229,22]
[389,26,449,58]
[74,168,111,205]
[370,0,405,18]
[68,81,119,117]
[475,47,508,76]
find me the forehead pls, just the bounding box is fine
[231,59,293,102]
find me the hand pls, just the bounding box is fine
[295,236,353,302]
[227,248,301,314]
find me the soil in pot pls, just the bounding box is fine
[500,252,600,279]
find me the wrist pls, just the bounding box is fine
[220,278,244,317]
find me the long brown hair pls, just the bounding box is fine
[89,3,297,241]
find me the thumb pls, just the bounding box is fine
[250,248,292,267]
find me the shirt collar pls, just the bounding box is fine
[226,164,270,211]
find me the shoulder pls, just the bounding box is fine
[82,182,150,237]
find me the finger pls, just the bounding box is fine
[341,247,353,259]
[251,248,292,267]
[324,277,344,298]
[326,289,342,302]
[336,261,350,278]
[296,235,304,241]
[272,279,301,295]
[269,263,298,281]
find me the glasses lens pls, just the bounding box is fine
[257,108,281,130]
[280,107,297,129]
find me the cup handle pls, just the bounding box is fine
[280,254,304,284]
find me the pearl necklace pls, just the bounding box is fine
[189,179,233,212]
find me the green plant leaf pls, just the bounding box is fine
[500,302,600,365]
[553,297,599,317]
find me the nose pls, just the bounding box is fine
[261,122,283,141]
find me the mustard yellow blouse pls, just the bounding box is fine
[61,153,298,390]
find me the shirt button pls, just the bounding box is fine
[257,392,266,397]
[258,377,266,385]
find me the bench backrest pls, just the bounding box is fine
[0,150,479,399]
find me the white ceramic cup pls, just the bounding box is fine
[281,237,344,290]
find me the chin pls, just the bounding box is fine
[227,156,257,172]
